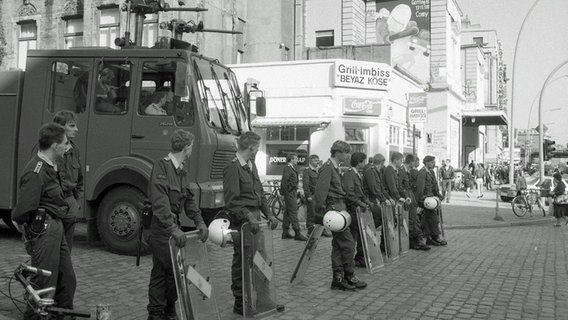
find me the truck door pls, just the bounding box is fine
[131,59,198,166]
[84,59,135,191]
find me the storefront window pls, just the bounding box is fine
[345,127,367,153]
[281,127,295,141]
[267,127,280,140]
[389,126,400,145]
[296,127,310,141]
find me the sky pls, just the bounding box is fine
[455,0,568,146]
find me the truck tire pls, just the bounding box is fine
[97,186,149,255]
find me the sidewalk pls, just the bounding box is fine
[440,188,554,229]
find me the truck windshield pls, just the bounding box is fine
[192,58,248,134]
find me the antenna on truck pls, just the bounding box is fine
[115,0,242,50]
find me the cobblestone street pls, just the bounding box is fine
[1,196,568,320]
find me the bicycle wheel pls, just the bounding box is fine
[269,195,284,222]
[511,196,528,217]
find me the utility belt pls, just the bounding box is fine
[63,190,74,198]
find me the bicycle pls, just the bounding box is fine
[262,180,305,222]
[12,263,91,319]
[511,188,546,217]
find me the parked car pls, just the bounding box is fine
[499,174,568,202]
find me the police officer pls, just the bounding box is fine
[342,151,373,268]
[383,152,409,205]
[53,110,83,252]
[399,154,430,250]
[147,129,209,320]
[314,140,367,291]
[415,155,447,247]
[223,132,279,315]
[302,154,319,236]
[12,123,76,319]
[281,152,307,241]
[363,154,394,227]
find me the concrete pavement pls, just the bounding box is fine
[0,191,566,319]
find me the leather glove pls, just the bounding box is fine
[172,228,187,248]
[405,197,412,205]
[246,212,260,234]
[268,216,279,230]
[196,224,209,243]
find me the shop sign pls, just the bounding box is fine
[266,144,308,176]
[343,98,382,116]
[333,61,392,91]
[408,92,427,123]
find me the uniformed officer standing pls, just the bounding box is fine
[314,140,367,291]
[399,154,430,251]
[342,152,373,268]
[53,110,83,252]
[415,155,447,247]
[363,153,394,227]
[223,132,279,315]
[383,152,409,204]
[281,152,307,241]
[302,154,319,235]
[12,123,76,319]
[147,129,209,320]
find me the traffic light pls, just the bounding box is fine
[543,139,556,160]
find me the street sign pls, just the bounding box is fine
[408,93,427,124]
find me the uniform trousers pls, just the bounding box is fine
[421,208,441,238]
[62,195,79,252]
[305,199,315,232]
[147,216,177,314]
[24,217,76,320]
[325,199,355,275]
[282,192,300,232]
[346,206,365,265]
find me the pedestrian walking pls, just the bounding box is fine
[12,123,77,320]
[399,154,430,251]
[53,111,83,253]
[416,155,447,246]
[223,131,279,315]
[474,164,485,198]
[438,159,454,203]
[281,152,307,241]
[550,172,568,226]
[146,129,209,320]
[462,166,473,198]
[342,152,373,267]
[314,140,367,291]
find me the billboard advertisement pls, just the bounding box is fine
[366,0,431,83]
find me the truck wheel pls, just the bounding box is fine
[97,186,149,255]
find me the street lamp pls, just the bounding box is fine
[509,0,541,185]
[539,59,568,179]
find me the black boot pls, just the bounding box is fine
[294,229,308,241]
[331,272,356,291]
[345,272,367,289]
[147,310,165,320]
[411,237,431,251]
[282,230,294,239]
[233,299,243,315]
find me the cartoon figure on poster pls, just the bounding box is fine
[372,2,430,82]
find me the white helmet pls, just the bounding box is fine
[424,197,440,210]
[323,210,352,232]
[208,218,235,247]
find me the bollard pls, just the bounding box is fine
[494,187,504,221]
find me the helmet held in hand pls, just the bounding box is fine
[323,210,351,232]
[208,218,235,247]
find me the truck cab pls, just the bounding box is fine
[0,45,251,255]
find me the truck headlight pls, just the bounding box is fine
[214,191,224,206]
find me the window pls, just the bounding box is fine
[18,21,37,70]
[64,17,84,48]
[345,127,367,153]
[142,14,158,47]
[95,61,131,114]
[99,7,120,48]
[405,129,413,148]
[139,61,195,126]
[266,127,311,141]
[315,30,334,47]
[473,37,484,46]
[389,126,400,145]
[49,61,91,114]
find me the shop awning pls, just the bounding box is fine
[462,109,509,126]
[251,117,333,128]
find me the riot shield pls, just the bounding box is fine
[356,207,384,273]
[397,205,410,255]
[169,231,220,320]
[438,205,445,239]
[242,222,277,318]
[381,204,399,262]
[290,225,324,286]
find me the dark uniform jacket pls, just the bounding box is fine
[342,168,371,211]
[223,154,270,220]
[281,164,298,196]
[302,166,318,199]
[149,156,204,234]
[56,140,84,199]
[384,165,404,199]
[363,165,389,203]
[398,165,414,200]
[314,158,346,211]
[12,154,69,223]
[416,167,443,202]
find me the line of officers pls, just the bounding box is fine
[11,115,446,320]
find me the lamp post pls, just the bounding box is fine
[509,0,541,185]
[539,60,568,178]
